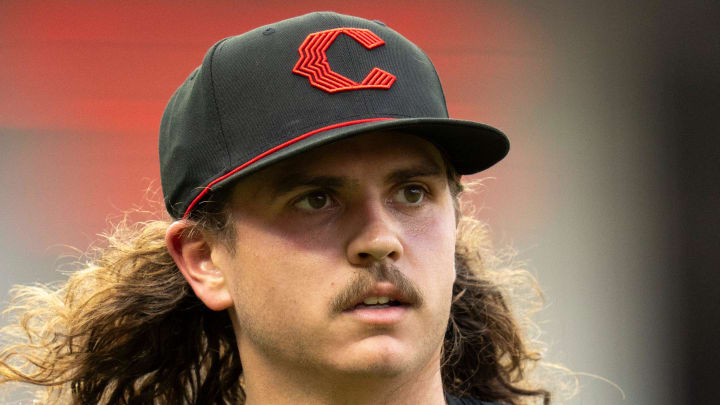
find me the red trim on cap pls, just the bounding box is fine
[182,117,395,219]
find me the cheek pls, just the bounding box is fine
[403,206,457,294]
[407,202,457,257]
[402,211,456,350]
[225,222,342,319]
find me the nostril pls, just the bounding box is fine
[356,250,399,262]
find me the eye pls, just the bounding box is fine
[394,185,426,205]
[294,191,333,211]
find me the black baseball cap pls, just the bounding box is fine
[160,11,509,219]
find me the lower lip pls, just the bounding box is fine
[343,305,409,325]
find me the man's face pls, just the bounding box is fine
[213,132,457,382]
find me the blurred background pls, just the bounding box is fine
[1,1,718,403]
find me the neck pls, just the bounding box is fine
[240,345,447,405]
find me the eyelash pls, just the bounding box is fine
[292,184,430,212]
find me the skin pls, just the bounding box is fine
[167,132,458,405]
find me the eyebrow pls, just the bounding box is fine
[268,162,445,199]
[383,164,444,185]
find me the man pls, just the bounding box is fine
[0,12,550,404]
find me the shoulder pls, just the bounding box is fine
[445,393,503,405]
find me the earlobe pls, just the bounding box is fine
[165,221,233,311]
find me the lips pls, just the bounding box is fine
[344,286,412,325]
[344,282,413,312]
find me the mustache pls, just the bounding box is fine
[330,262,424,313]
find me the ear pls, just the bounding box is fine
[165,220,233,311]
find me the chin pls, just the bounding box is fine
[336,359,409,380]
[330,336,428,379]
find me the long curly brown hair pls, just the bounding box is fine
[0,182,553,404]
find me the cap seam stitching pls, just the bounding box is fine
[208,38,233,167]
[417,47,449,116]
[331,13,373,115]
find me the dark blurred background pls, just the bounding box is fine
[1,1,718,403]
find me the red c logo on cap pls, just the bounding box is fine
[293,28,396,93]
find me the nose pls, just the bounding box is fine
[346,200,404,266]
